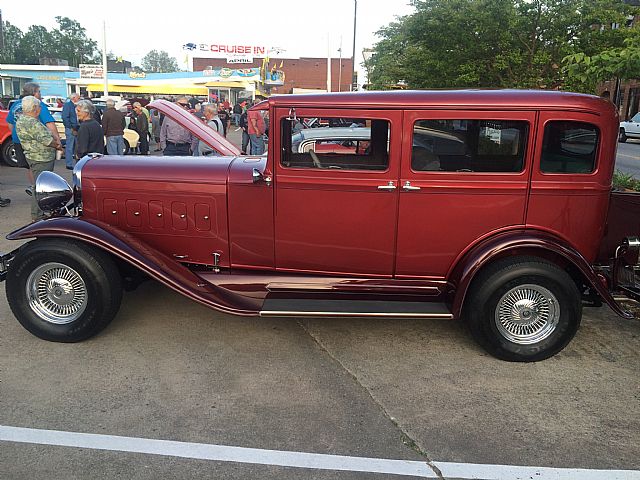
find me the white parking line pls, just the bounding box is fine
[1,425,639,480]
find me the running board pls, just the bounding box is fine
[260,299,454,319]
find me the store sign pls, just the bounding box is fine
[79,64,104,79]
[129,71,146,79]
[183,42,268,58]
[227,54,253,64]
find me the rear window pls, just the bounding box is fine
[281,117,390,171]
[411,119,528,173]
[540,121,599,174]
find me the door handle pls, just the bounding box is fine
[377,181,396,191]
[402,181,421,191]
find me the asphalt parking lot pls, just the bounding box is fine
[0,160,639,479]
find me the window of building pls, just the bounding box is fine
[411,119,528,173]
[281,117,389,171]
[540,121,599,174]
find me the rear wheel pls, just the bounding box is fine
[465,257,581,362]
[6,239,123,342]
[619,128,628,143]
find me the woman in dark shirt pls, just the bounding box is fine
[75,100,105,158]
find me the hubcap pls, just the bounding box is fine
[26,262,88,324]
[495,284,560,345]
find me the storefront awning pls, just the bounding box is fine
[204,81,254,89]
[86,79,255,95]
[86,84,209,95]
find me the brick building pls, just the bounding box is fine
[192,57,354,94]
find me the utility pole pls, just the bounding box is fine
[102,20,108,98]
[351,0,357,91]
[338,38,343,92]
[327,33,332,93]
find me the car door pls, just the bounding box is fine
[395,110,536,278]
[273,107,402,276]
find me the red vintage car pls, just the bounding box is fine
[1,91,639,362]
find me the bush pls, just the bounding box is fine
[613,170,640,192]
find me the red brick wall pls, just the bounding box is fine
[192,57,354,94]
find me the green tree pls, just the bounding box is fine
[564,27,640,92]
[0,21,24,63]
[367,0,634,90]
[15,25,55,64]
[51,16,100,66]
[142,50,179,73]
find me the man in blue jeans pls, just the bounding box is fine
[61,93,80,169]
[102,99,126,155]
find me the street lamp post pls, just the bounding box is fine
[351,0,357,91]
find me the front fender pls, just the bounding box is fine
[448,229,633,320]
[7,217,258,315]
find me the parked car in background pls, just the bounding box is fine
[42,96,65,108]
[1,91,638,363]
[618,112,640,142]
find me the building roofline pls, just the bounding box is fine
[0,64,78,72]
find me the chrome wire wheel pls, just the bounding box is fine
[494,284,560,345]
[26,262,88,325]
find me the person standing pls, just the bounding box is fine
[247,103,266,155]
[232,102,242,126]
[75,100,104,158]
[150,109,161,151]
[102,98,126,155]
[160,97,197,156]
[15,96,62,221]
[61,93,80,169]
[6,82,62,185]
[131,102,149,155]
[239,107,250,155]
[217,104,230,137]
[198,104,224,156]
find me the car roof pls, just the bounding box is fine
[266,90,616,116]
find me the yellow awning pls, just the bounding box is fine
[204,81,254,88]
[86,84,209,95]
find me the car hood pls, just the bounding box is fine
[148,99,241,156]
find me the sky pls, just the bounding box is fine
[1,0,415,83]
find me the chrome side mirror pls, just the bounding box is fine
[252,168,272,185]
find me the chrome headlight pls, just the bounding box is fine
[72,153,99,206]
[35,171,73,212]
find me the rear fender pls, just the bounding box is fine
[449,229,633,320]
[7,217,259,315]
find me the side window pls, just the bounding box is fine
[411,120,528,173]
[281,117,389,171]
[540,121,598,174]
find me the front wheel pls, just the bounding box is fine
[465,257,581,362]
[6,239,123,342]
[1,140,19,167]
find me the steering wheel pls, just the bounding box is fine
[309,150,322,168]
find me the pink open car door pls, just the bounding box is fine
[148,99,241,156]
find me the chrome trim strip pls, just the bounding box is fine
[259,310,454,318]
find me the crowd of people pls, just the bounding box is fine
[0,84,268,219]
